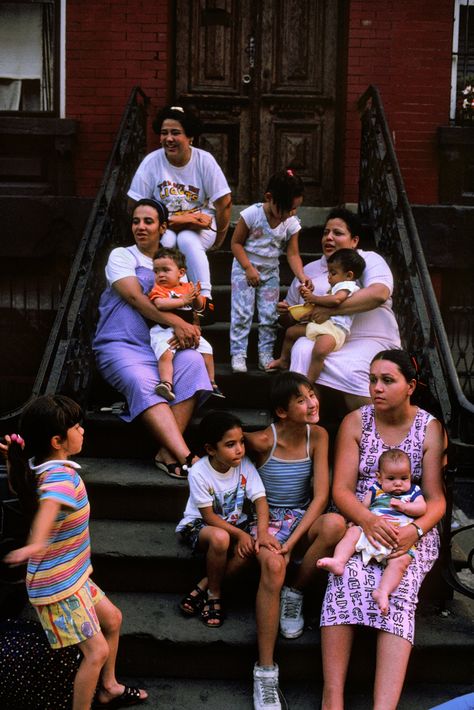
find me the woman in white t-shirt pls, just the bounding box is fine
[278,207,401,413]
[128,105,232,300]
[93,199,212,478]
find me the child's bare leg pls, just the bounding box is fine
[372,554,412,615]
[158,348,174,384]
[317,525,360,575]
[307,334,337,382]
[267,323,307,370]
[198,526,232,626]
[291,512,346,589]
[93,596,147,704]
[255,546,287,665]
[74,632,109,710]
[202,352,215,382]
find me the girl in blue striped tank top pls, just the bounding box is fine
[245,372,346,709]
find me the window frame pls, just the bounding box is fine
[451,0,474,122]
[0,0,64,117]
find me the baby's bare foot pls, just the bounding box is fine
[317,557,346,576]
[372,588,389,615]
[266,357,289,371]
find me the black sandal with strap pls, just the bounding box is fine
[179,584,207,616]
[155,453,194,479]
[201,597,224,628]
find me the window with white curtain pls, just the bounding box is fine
[0,0,56,112]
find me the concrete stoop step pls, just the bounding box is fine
[117,678,474,710]
[108,591,474,685]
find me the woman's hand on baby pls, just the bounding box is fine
[245,264,260,287]
[309,305,331,324]
[169,321,201,349]
[235,530,255,558]
[388,525,418,558]
[362,513,399,549]
[300,276,313,291]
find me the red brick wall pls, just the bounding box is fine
[66,1,454,205]
[66,0,171,197]
[344,0,454,204]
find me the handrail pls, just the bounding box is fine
[358,85,474,599]
[0,86,149,427]
[358,85,474,445]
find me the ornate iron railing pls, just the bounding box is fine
[0,86,149,427]
[358,85,474,598]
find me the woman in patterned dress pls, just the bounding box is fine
[320,350,446,710]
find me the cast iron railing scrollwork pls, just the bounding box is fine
[358,85,474,599]
[0,86,149,426]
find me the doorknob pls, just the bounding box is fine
[242,74,251,84]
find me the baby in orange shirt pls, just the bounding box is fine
[149,247,223,400]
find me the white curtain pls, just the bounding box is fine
[0,2,53,111]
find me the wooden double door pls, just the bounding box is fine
[175,0,342,205]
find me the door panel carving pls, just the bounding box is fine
[176,0,340,204]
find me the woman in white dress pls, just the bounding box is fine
[278,207,401,412]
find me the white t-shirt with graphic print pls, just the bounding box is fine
[128,146,230,217]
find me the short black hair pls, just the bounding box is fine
[152,247,186,270]
[133,198,169,225]
[198,410,243,448]
[327,248,366,280]
[269,371,315,416]
[325,207,362,237]
[265,170,304,214]
[152,105,203,138]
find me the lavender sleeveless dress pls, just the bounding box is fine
[93,250,212,422]
[320,405,440,644]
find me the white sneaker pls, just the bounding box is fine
[279,586,304,638]
[253,663,281,710]
[258,352,273,371]
[231,354,247,373]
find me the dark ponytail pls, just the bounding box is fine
[7,395,83,524]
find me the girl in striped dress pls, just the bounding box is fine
[2,395,147,710]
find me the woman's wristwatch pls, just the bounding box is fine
[410,522,424,539]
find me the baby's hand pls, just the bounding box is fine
[299,285,315,303]
[390,498,406,512]
[182,287,197,305]
[300,276,313,291]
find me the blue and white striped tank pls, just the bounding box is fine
[258,423,312,508]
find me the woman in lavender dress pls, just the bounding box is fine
[93,198,212,478]
[320,350,446,710]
